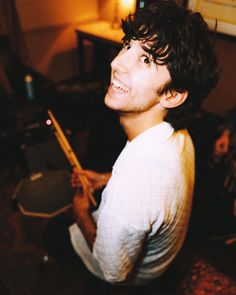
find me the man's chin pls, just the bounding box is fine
[104,93,116,110]
[104,93,130,116]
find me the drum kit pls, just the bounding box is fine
[13,110,96,218]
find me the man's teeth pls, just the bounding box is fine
[112,79,129,93]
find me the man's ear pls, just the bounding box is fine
[160,90,188,109]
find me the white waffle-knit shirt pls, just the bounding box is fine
[69,121,195,285]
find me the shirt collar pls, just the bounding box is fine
[113,121,174,170]
[127,121,174,148]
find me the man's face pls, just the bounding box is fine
[105,39,171,115]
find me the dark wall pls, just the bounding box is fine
[203,34,236,116]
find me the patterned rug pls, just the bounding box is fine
[176,256,236,295]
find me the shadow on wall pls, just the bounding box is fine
[24,24,79,82]
[47,48,78,82]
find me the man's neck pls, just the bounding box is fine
[120,111,166,141]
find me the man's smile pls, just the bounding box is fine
[111,78,129,93]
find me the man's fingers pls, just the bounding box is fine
[71,178,82,187]
[75,186,84,195]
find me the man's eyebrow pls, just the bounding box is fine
[141,44,157,62]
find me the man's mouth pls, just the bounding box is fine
[111,78,129,93]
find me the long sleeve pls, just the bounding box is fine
[93,208,146,282]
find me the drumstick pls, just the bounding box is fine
[54,132,93,191]
[48,110,96,206]
[48,110,97,206]
[55,132,95,200]
[54,131,74,166]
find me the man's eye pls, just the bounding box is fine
[123,41,131,50]
[141,55,150,64]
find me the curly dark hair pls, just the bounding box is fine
[122,0,220,130]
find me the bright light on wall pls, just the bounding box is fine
[120,0,136,11]
[120,0,136,19]
[111,0,136,29]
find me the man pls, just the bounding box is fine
[49,0,219,286]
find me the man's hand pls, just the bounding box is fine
[71,169,111,192]
[73,187,91,217]
[214,128,230,158]
[71,169,111,250]
[73,190,97,251]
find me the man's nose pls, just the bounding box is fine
[111,50,133,72]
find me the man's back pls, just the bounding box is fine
[71,122,195,285]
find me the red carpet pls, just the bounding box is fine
[177,256,236,295]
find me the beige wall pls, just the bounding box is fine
[16,0,99,81]
[98,0,114,22]
[98,0,136,23]
[16,0,135,82]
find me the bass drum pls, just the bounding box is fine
[13,169,76,218]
